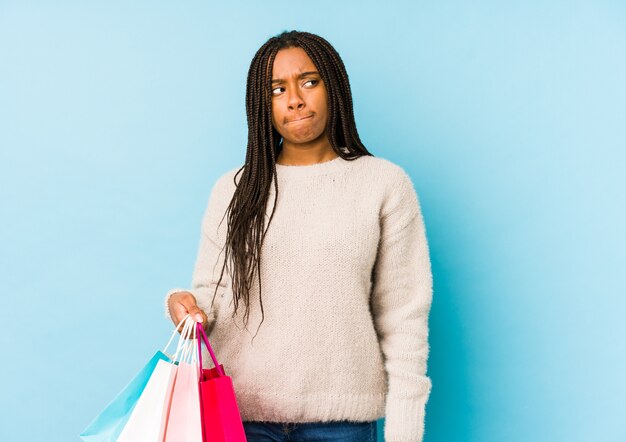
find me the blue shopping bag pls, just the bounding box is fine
[79,351,172,442]
[79,314,190,442]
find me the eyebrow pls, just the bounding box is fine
[271,71,319,84]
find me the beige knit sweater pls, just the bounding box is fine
[164,152,433,442]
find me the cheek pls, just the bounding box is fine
[270,106,282,132]
[315,107,328,133]
[315,91,329,122]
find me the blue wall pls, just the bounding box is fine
[1,1,624,441]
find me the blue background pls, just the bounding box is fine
[1,1,625,441]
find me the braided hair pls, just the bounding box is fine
[210,30,373,339]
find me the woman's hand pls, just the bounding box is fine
[168,291,209,333]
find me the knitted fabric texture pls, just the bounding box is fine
[164,153,433,442]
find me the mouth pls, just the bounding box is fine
[286,114,314,124]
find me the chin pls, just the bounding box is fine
[285,131,324,144]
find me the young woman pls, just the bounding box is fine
[165,30,433,442]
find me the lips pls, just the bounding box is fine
[286,114,313,124]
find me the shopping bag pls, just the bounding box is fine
[117,316,197,442]
[79,314,189,442]
[163,317,203,442]
[196,322,247,442]
[79,351,171,442]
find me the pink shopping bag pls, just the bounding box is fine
[196,322,246,442]
[163,317,203,442]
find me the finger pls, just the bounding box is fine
[187,304,206,324]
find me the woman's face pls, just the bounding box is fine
[270,47,329,147]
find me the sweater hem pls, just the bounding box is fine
[236,390,387,424]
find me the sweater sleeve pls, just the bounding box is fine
[164,178,230,335]
[371,169,434,442]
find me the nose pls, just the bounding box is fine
[287,87,305,111]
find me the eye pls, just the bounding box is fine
[272,86,285,96]
[303,79,319,88]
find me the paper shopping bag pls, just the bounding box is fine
[163,317,203,442]
[116,357,177,442]
[117,315,199,442]
[79,351,171,442]
[196,322,246,442]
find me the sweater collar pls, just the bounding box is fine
[274,147,352,179]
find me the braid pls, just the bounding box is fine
[209,30,373,341]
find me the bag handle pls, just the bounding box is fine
[162,313,191,357]
[179,317,197,364]
[196,322,225,377]
[172,316,196,363]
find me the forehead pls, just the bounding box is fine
[271,47,317,78]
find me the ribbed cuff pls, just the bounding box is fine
[384,396,427,442]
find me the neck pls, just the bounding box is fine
[277,137,337,166]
